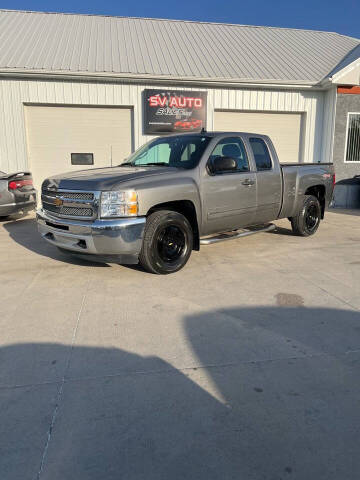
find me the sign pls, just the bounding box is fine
[143,89,207,134]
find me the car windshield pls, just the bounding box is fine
[121,135,211,169]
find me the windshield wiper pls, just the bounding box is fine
[119,162,133,166]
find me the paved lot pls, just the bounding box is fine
[1,210,360,480]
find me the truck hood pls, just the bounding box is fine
[42,166,179,191]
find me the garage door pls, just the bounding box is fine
[214,111,303,163]
[25,105,133,191]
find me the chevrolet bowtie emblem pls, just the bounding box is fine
[54,197,63,207]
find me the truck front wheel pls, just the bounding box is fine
[139,210,193,274]
[290,195,321,237]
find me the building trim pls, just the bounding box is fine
[0,69,324,90]
[330,57,360,85]
[338,86,360,94]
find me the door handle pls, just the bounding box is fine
[242,179,255,186]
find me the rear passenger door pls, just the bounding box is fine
[246,136,282,224]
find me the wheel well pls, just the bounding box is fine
[147,200,200,250]
[305,185,326,218]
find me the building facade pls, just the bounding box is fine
[0,10,359,198]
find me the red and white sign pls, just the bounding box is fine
[144,89,207,134]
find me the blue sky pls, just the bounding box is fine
[1,0,359,38]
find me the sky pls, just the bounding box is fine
[0,0,359,39]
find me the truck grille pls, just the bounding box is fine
[43,190,94,201]
[42,189,98,220]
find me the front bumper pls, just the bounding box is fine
[36,209,146,263]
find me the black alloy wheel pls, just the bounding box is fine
[139,210,193,274]
[304,204,319,233]
[156,225,186,264]
[290,195,321,237]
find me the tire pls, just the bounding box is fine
[290,195,321,237]
[139,210,193,274]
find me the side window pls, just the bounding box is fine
[180,143,196,162]
[209,137,249,172]
[249,137,272,171]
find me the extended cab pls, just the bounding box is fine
[37,132,334,274]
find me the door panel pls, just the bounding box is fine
[202,172,257,235]
[201,136,257,235]
[254,171,282,223]
[247,136,282,223]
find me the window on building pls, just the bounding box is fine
[345,113,360,162]
[71,153,94,165]
[249,138,272,171]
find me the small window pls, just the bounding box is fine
[180,143,196,162]
[71,153,94,165]
[345,113,360,162]
[249,138,272,171]
[209,137,249,172]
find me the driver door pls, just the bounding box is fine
[201,136,257,236]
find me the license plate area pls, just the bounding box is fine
[45,221,69,231]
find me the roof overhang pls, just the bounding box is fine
[0,68,324,90]
[328,58,360,86]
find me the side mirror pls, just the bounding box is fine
[211,156,237,174]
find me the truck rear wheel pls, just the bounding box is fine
[139,210,193,274]
[290,195,321,237]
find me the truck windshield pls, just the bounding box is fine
[121,135,211,169]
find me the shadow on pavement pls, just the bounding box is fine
[328,207,360,216]
[2,216,110,267]
[267,224,294,236]
[1,306,360,479]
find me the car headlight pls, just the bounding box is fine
[100,190,138,218]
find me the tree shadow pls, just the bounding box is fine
[1,306,360,479]
[2,216,110,267]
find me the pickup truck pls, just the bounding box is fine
[37,132,334,274]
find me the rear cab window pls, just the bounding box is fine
[249,137,272,171]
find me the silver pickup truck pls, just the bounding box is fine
[37,132,334,274]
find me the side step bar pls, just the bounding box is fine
[200,223,276,245]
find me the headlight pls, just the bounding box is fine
[100,190,138,218]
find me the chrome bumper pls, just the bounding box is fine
[36,209,146,262]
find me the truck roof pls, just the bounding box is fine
[164,131,267,138]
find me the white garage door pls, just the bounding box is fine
[25,105,133,191]
[214,110,303,163]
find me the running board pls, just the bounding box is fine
[200,223,276,245]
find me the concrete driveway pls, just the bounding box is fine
[1,210,360,480]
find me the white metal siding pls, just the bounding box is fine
[0,79,329,175]
[214,110,303,163]
[25,105,132,190]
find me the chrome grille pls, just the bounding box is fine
[41,189,97,219]
[60,206,93,216]
[43,189,94,201]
